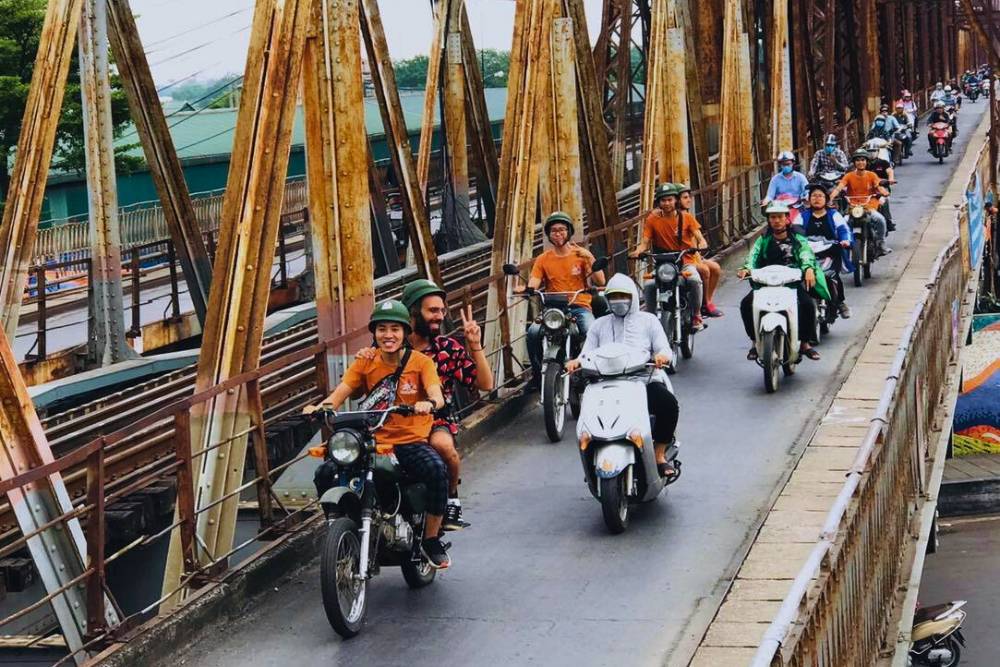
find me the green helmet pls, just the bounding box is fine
[674,183,692,195]
[544,211,575,238]
[368,299,412,334]
[654,183,678,202]
[851,149,870,161]
[400,279,446,310]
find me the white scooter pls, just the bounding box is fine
[575,343,679,533]
[749,265,806,393]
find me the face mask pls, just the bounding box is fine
[875,121,885,128]
[609,300,630,317]
[780,165,793,175]
[824,145,835,154]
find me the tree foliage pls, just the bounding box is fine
[393,49,510,90]
[0,0,141,201]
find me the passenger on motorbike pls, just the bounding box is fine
[808,134,850,180]
[519,211,606,387]
[930,82,946,104]
[866,114,895,142]
[897,90,918,119]
[927,100,954,152]
[829,150,892,255]
[628,183,707,329]
[891,103,914,157]
[762,151,809,207]
[737,203,830,361]
[675,183,724,318]
[564,274,680,478]
[797,184,852,319]
[354,280,495,532]
[309,300,451,568]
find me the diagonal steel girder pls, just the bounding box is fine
[0,0,83,341]
[79,0,135,366]
[302,0,374,385]
[161,0,312,609]
[0,328,118,663]
[106,0,213,327]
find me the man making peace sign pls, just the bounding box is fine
[357,279,494,532]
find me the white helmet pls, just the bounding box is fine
[776,150,795,163]
[945,85,953,92]
[765,202,791,215]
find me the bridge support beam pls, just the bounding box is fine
[0,0,82,341]
[769,0,793,154]
[302,0,373,386]
[162,0,311,609]
[79,0,135,366]
[106,0,213,328]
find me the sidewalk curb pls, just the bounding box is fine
[939,478,1000,516]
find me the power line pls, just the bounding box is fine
[143,7,252,52]
[148,25,251,67]
[174,124,236,153]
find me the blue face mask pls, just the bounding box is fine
[780,165,793,175]
[824,145,835,154]
[875,121,885,128]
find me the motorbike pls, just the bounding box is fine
[864,137,895,167]
[747,264,808,393]
[908,600,967,666]
[310,405,441,638]
[636,248,698,373]
[575,342,679,533]
[842,195,878,287]
[892,125,914,163]
[503,257,608,442]
[806,236,841,336]
[981,79,991,98]
[963,81,979,102]
[929,121,952,163]
[764,194,804,225]
[814,170,844,194]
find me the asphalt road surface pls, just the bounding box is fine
[169,103,987,667]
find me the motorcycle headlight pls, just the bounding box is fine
[656,262,678,285]
[328,430,362,465]
[542,308,566,331]
[851,205,865,219]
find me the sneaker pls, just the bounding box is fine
[837,303,852,319]
[702,302,723,318]
[691,315,706,331]
[442,499,470,532]
[886,220,896,232]
[421,537,451,569]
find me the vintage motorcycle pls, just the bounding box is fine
[842,195,879,287]
[636,248,699,373]
[309,405,441,638]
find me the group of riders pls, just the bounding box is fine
[303,70,985,572]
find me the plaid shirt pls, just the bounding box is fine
[808,148,850,179]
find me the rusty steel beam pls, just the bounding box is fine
[594,0,634,189]
[417,0,447,197]
[0,0,83,341]
[440,0,476,251]
[676,0,710,188]
[769,0,793,154]
[718,0,755,179]
[368,145,402,276]
[459,6,499,230]
[106,0,213,327]
[360,0,441,284]
[0,330,118,662]
[79,0,134,366]
[161,0,311,609]
[302,0,373,387]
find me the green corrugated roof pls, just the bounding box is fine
[115,87,508,163]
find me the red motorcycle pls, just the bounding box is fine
[929,122,952,163]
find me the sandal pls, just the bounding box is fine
[747,347,758,361]
[657,462,676,478]
[802,347,821,361]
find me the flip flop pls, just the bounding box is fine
[802,348,821,361]
[747,348,758,361]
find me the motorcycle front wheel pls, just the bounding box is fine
[852,238,864,287]
[681,318,695,359]
[762,329,783,393]
[542,363,566,442]
[661,310,680,374]
[320,517,367,638]
[599,474,630,534]
[401,553,437,589]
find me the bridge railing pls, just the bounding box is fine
[752,138,988,667]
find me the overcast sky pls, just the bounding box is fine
[133,0,603,88]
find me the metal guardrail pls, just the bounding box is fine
[751,137,988,667]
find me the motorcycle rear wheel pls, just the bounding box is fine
[320,517,367,638]
[599,474,630,534]
[542,363,566,442]
[762,329,782,393]
[401,554,437,589]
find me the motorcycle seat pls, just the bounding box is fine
[914,602,958,623]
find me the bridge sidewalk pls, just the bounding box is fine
[690,109,993,665]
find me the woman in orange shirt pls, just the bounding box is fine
[312,300,451,569]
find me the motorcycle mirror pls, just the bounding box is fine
[590,257,608,273]
[502,263,521,276]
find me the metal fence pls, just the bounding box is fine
[752,140,988,667]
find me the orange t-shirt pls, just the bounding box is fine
[340,351,440,447]
[642,210,703,264]
[838,170,882,210]
[529,247,595,309]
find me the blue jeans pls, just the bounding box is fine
[527,306,594,379]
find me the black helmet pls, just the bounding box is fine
[544,211,575,238]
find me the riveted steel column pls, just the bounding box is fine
[79,0,135,366]
[441,0,477,250]
[302,0,373,388]
[106,0,212,327]
[459,6,499,232]
[769,0,793,154]
[0,332,118,662]
[360,0,441,283]
[417,0,447,197]
[0,0,83,340]
[161,0,311,609]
